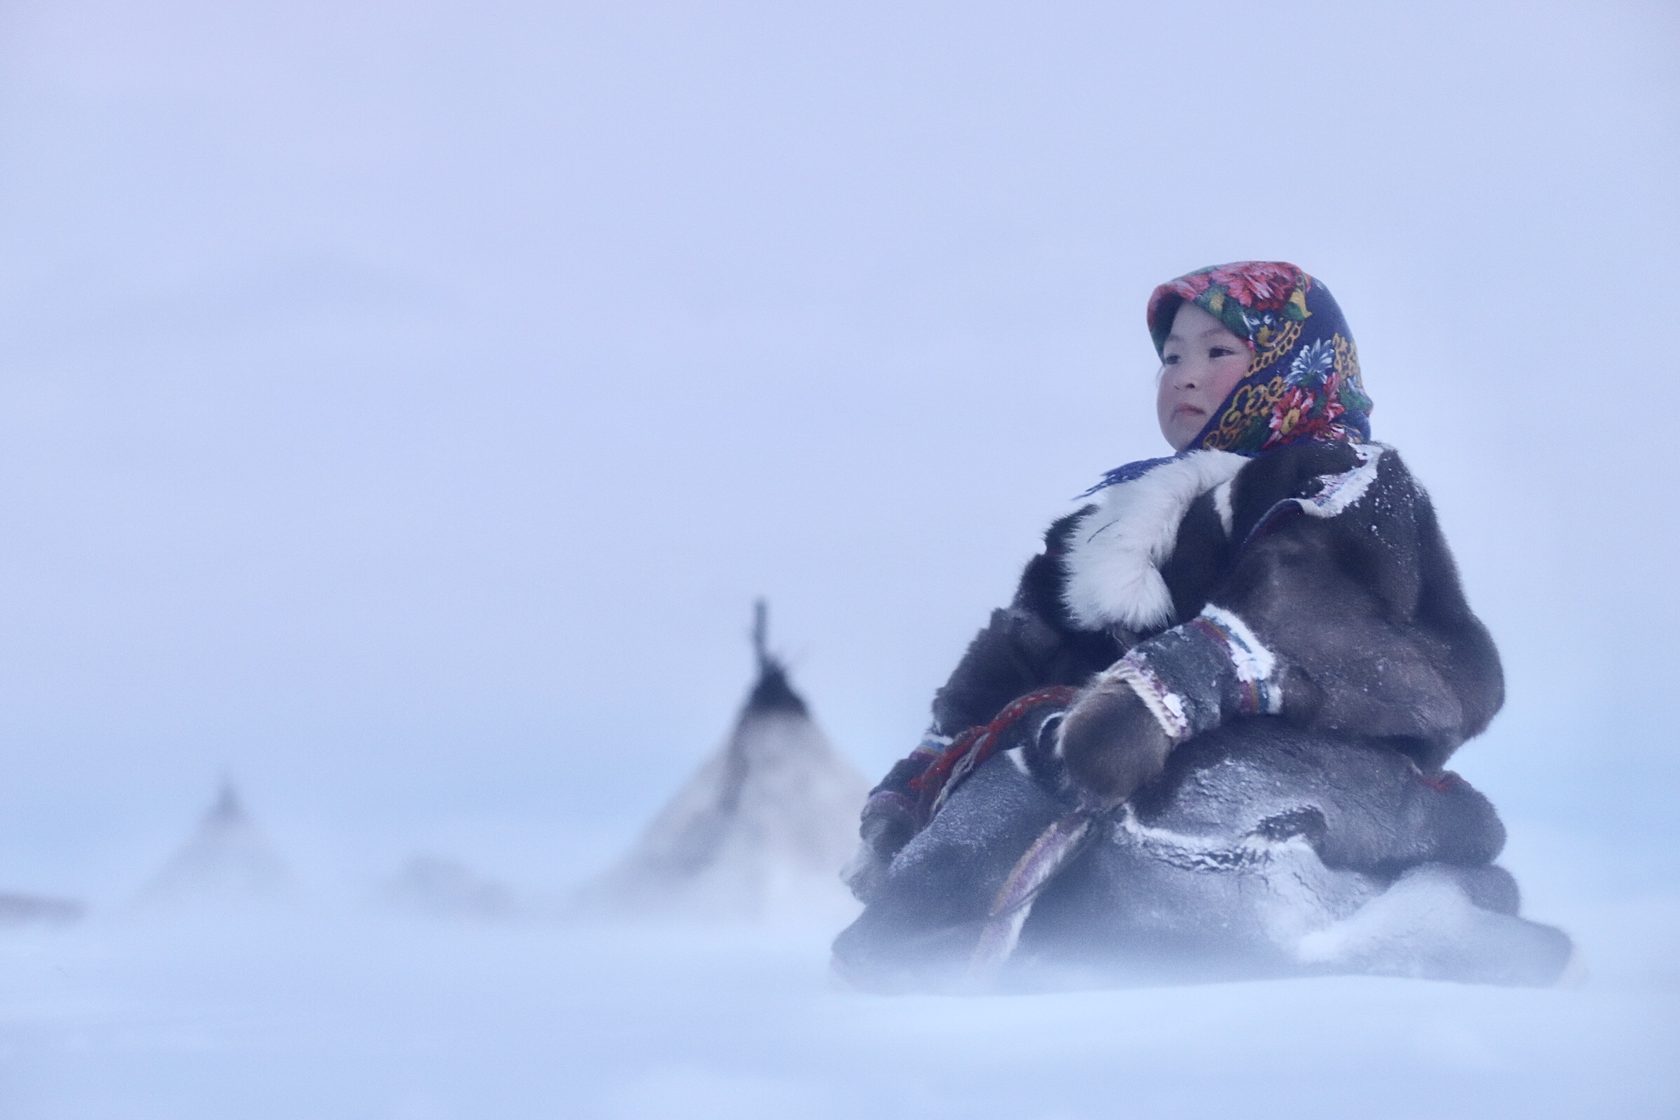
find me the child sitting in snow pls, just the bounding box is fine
[835,262,1571,989]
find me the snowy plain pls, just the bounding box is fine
[3,887,1677,1120]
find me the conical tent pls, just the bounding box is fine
[575,604,869,922]
[379,854,519,921]
[0,892,82,927]
[135,781,293,908]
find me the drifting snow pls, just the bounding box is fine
[0,889,1674,1120]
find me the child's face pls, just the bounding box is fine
[1156,301,1252,451]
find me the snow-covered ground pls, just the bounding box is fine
[3,880,1675,1120]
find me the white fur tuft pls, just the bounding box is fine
[1061,451,1248,631]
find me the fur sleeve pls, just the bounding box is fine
[1117,444,1503,771]
[929,510,1119,736]
[859,512,1115,823]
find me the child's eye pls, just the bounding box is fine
[1162,354,1181,366]
[1209,346,1237,358]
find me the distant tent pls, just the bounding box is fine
[135,781,293,908]
[574,603,869,922]
[0,892,83,927]
[379,855,519,921]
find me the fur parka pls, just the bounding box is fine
[939,439,1501,771]
[832,440,1571,990]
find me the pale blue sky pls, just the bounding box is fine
[3,0,1676,900]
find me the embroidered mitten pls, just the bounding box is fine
[1055,671,1176,806]
[1058,605,1288,805]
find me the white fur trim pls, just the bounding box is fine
[975,900,1033,970]
[1212,480,1236,537]
[1295,443,1383,518]
[1061,451,1249,631]
[1101,659,1191,741]
[1199,605,1276,683]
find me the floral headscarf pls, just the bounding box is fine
[1146,261,1372,453]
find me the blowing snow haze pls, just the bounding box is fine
[2,0,1671,904]
[0,7,1677,1112]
